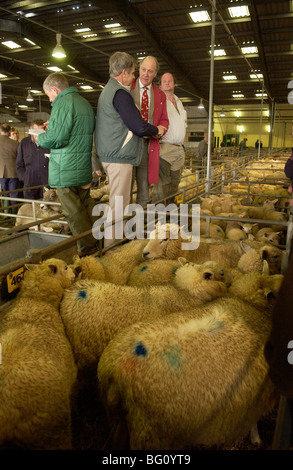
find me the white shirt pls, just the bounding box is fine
[161,94,187,145]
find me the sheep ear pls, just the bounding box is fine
[178,257,187,266]
[72,254,80,262]
[24,263,39,271]
[48,264,57,274]
[240,241,252,253]
[262,260,270,274]
[43,186,49,192]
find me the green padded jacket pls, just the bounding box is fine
[38,86,95,188]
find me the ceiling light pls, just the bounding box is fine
[232,93,244,98]
[80,85,93,90]
[223,74,237,80]
[198,98,204,109]
[236,110,240,117]
[104,23,121,28]
[24,38,36,46]
[75,27,91,33]
[189,11,211,23]
[52,33,66,58]
[83,33,97,38]
[26,89,34,102]
[250,73,263,79]
[210,49,226,56]
[111,29,127,34]
[241,46,258,54]
[220,109,225,117]
[0,73,7,79]
[228,5,250,18]
[47,66,63,72]
[30,89,42,94]
[18,105,28,108]
[1,41,21,49]
[255,92,267,97]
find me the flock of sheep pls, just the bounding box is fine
[0,151,291,450]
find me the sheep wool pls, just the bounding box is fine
[59,258,231,371]
[97,296,278,450]
[0,259,78,450]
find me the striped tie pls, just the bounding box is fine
[141,86,149,122]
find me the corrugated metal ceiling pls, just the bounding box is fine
[0,0,292,121]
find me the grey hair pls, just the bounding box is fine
[43,73,69,91]
[109,51,137,77]
[140,55,160,73]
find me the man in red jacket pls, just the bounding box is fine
[131,56,169,207]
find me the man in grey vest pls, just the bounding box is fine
[95,51,166,248]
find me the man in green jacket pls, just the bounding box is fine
[37,72,97,256]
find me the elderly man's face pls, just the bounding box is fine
[44,86,59,103]
[139,57,157,87]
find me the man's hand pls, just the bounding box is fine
[157,125,167,137]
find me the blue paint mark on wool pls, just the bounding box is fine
[163,346,181,369]
[78,290,87,299]
[134,342,148,357]
[140,265,148,272]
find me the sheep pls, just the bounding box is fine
[97,294,279,450]
[127,259,181,286]
[71,238,149,284]
[142,223,282,273]
[0,258,78,450]
[254,227,284,246]
[59,258,232,371]
[15,188,64,232]
[237,241,283,275]
[200,219,225,239]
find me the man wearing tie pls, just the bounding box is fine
[131,56,169,207]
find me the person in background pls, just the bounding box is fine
[0,122,20,206]
[16,119,50,200]
[37,72,96,257]
[152,72,187,203]
[131,55,169,207]
[239,137,248,151]
[95,51,166,248]
[196,135,208,159]
[10,127,19,142]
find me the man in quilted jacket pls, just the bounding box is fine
[38,73,97,256]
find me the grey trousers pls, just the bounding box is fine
[57,186,97,254]
[134,141,150,207]
[152,158,181,203]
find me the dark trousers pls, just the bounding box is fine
[0,177,20,205]
[23,187,44,200]
[57,186,98,254]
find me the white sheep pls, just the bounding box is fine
[254,227,284,246]
[0,258,78,450]
[97,292,279,450]
[237,241,283,275]
[127,259,181,286]
[71,238,149,284]
[142,223,282,274]
[59,258,231,371]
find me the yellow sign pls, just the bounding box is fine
[176,194,183,203]
[6,266,27,293]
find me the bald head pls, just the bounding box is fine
[160,72,176,96]
[139,56,159,87]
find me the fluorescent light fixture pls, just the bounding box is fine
[198,98,204,109]
[24,38,36,46]
[111,29,127,34]
[18,105,28,108]
[210,49,226,56]
[25,12,36,18]
[30,89,42,94]
[47,66,63,72]
[52,33,66,58]
[189,11,211,23]
[241,46,258,54]
[255,92,267,97]
[220,109,225,117]
[232,93,244,98]
[83,33,97,38]
[67,65,76,70]
[239,126,244,133]
[223,74,237,80]
[1,40,21,49]
[80,85,93,90]
[236,110,240,117]
[0,73,7,79]
[228,5,250,18]
[250,73,263,79]
[75,27,91,33]
[104,23,121,28]
[267,125,271,132]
